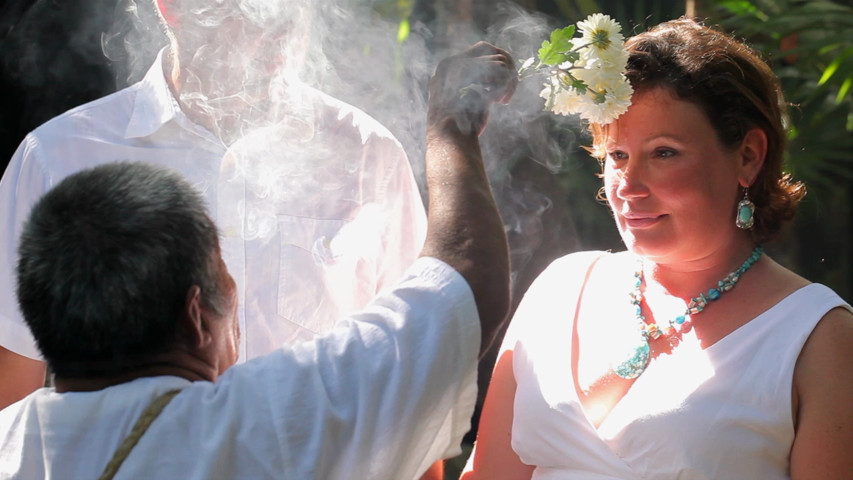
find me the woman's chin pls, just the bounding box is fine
[620,233,674,259]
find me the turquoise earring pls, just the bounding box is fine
[736,188,755,230]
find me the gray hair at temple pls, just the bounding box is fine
[151,0,317,81]
[15,162,226,377]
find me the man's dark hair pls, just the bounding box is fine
[16,161,224,377]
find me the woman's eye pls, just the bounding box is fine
[608,150,628,161]
[654,148,677,158]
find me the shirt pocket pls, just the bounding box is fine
[276,211,380,333]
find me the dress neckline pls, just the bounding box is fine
[571,252,817,433]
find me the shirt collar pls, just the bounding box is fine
[123,50,337,143]
[124,48,184,139]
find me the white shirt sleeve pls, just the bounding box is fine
[0,135,49,359]
[230,256,480,479]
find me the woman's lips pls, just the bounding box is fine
[623,213,664,228]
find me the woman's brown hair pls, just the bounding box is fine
[592,18,805,243]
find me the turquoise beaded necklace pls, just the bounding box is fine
[612,245,764,379]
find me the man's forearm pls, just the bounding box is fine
[420,42,517,358]
[421,122,510,357]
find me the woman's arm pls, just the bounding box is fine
[460,350,534,480]
[790,306,853,479]
[419,461,444,480]
[0,346,46,410]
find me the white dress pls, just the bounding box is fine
[502,251,852,480]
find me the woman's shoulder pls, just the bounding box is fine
[750,254,814,313]
[504,250,634,353]
[538,249,635,284]
[542,249,626,274]
[514,250,628,320]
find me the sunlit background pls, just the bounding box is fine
[1,0,850,475]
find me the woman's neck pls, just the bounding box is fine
[641,241,759,301]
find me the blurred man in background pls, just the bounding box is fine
[0,0,426,408]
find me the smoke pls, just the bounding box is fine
[131,0,598,293]
[8,0,603,295]
[479,3,594,293]
[309,1,595,291]
[101,0,167,88]
[301,1,594,291]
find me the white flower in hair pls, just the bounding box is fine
[521,13,633,125]
[541,78,584,116]
[577,13,628,67]
[578,75,634,124]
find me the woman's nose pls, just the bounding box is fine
[614,162,649,200]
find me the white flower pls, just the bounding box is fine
[541,82,584,116]
[577,14,625,65]
[530,13,633,125]
[579,42,629,73]
[577,75,633,124]
[573,60,624,91]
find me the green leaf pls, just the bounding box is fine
[539,49,567,66]
[716,0,759,16]
[819,45,853,85]
[538,26,577,66]
[837,76,852,104]
[565,50,581,64]
[819,43,845,56]
[397,18,410,44]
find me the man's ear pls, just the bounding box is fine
[738,128,768,187]
[180,285,210,348]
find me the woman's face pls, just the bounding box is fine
[602,87,743,264]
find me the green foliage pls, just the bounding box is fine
[397,18,411,43]
[371,0,414,43]
[551,0,602,21]
[709,0,853,299]
[538,26,578,65]
[709,0,853,190]
[596,0,686,33]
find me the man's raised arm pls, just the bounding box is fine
[420,42,517,359]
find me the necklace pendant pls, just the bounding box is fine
[620,245,762,379]
[611,338,651,379]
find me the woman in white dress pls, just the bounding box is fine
[461,18,853,480]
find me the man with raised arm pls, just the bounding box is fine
[0,42,516,479]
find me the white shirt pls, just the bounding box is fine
[0,50,427,361]
[0,258,479,480]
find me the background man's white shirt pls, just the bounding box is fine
[0,49,427,361]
